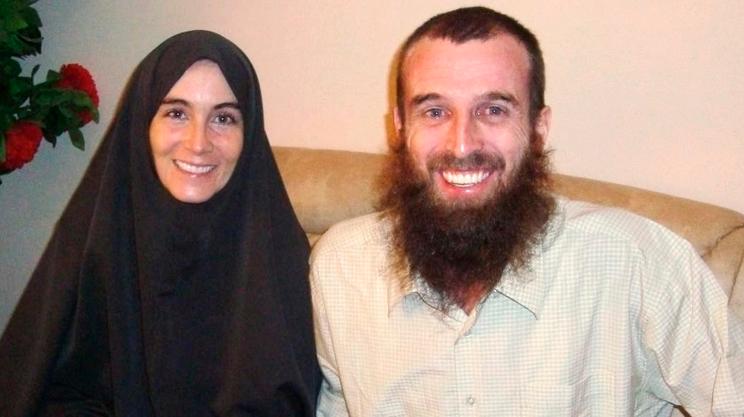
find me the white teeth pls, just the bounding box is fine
[442,170,490,187]
[174,160,216,174]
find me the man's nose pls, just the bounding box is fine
[445,114,481,157]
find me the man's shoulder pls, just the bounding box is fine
[310,212,389,259]
[556,198,695,258]
[309,212,395,294]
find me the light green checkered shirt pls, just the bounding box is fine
[311,198,744,416]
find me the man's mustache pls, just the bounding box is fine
[426,150,506,172]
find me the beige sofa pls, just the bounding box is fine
[273,145,744,416]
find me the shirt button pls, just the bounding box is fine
[466,396,476,406]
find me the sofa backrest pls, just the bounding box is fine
[272,146,744,317]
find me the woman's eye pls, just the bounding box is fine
[214,113,237,125]
[165,109,186,120]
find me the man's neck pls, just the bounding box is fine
[455,281,490,314]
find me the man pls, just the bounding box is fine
[311,6,744,416]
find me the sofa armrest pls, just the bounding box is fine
[551,174,744,317]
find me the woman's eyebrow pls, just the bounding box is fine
[215,102,240,110]
[158,99,240,111]
[159,97,190,106]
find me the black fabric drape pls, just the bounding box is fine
[0,30,320,417]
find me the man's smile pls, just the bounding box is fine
[441,169,492,187]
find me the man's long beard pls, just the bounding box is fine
[379,137,555,311]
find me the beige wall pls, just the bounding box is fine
[1,1,743,328]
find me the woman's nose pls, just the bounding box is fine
[184,121,213,153]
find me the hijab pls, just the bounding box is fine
[0,30,320,417]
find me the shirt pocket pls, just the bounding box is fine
[520,372,616,417]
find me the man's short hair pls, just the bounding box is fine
[395,6,546,124]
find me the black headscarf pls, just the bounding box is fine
[0,30,319,417]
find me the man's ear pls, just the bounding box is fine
[533,105,551,150]
[391,106,404,150]
[393,106,403,133]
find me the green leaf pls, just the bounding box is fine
[15,106,33,120]
[1,15,28,32]
[31,91,50,106]
[0,113,12,133]
[68,127,84,150]
[0,0,42,58]
[58,105,74,119]
[8,75,32,97]
[19,3,42,29]
[71,91,93,107]
[0,58,22,78]
[33,88,71,109]
[44,131,57,146]
[45,69,60,82]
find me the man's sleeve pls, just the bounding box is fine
[310,256,351,417]
[640,242,744,416]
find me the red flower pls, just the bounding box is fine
[1,121,44,172]
[56,63,99,124]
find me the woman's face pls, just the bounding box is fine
[149,60,244,203]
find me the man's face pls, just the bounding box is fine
[395,35,550,209]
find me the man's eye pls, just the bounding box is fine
[487,106,504,115]
[476,104,507,119]
[480,105,505,116]
[425,108,444,119]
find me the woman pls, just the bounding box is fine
[0,31,320,416]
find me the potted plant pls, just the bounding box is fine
[0,0,99,181]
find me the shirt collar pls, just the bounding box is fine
[386,262,415,314]
[494,265,544,318]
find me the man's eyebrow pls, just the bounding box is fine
[410,92,519,107]
[481,91,518,105]
[410,93,442,107]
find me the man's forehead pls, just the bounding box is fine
[401,35,531,104]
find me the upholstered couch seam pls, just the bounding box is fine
[701,223,744,258]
